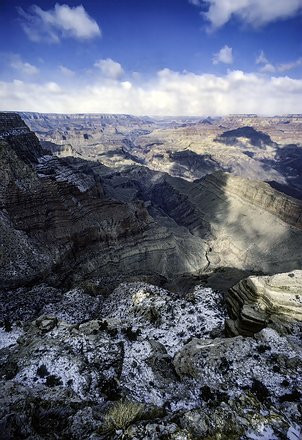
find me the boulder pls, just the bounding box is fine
[226,270,302,336]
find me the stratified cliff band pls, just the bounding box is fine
[1,113,302,290]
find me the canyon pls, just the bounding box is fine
[0,112,301,439]
[20,112,302,199]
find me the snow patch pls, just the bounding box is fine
[0,326,23,349]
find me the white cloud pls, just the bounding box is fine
[1,69,302,116]
[256,50,269,65]
[256,51,302,73]
[201,0,302,28]
[46,82,62,93]
[260,63,276,73]
[278,58,302,72]
[10,55,39,75]
[121,81,132,90]
[59,65,75,77]
[94,58,124,79]
[18,3,101,42]
[212,45,233,65]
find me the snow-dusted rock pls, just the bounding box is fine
[0,281,301,439]
[101,282,226,356]
[6,317,123,400]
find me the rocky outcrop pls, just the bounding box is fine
[1,282,301,439]
[0,282,226,433]
[226,270,302,336]
[167,150,223,179]
[174,327,302,439]
[0,113,44,164]
[40,139,78,157]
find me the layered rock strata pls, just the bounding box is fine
[226,270,302,336]
[204,171,302,230]
[0,113,45,164]
[100,165,302,275]
[168,171,302,272]
[0,113,209,289]
[1,113,302,290]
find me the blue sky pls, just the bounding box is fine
[0,0,302,115]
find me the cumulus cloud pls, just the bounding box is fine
[212,45,233,65]
[200,0,302,29]
[121,81,132,90]
[94,58,124,79]
[10,55,39,75]
[256,50,302,73]
[18,3,101,42]
[1,69,301,116]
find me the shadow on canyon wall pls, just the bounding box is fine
[101,165,302,290]
[262,143,302,200]
[1,113,302,296]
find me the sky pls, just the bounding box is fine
[0,0,302,115]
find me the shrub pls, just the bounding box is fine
[102,400,144,432]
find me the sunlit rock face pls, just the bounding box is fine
[226,270,302,336]
[205,171,302,230]
[131,168,302,274]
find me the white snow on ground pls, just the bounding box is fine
[100,282,227,409]
[287,425,302,440]
[0,326,23,349]
[3,282,301,437]
[246,426,278,439]
[0,128,29,138]
[102,282,226,356]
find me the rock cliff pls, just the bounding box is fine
[226,270,302,336]
[201,171,302,230]
[100,165,302,276]
[0,113,45,164]
[0,113,209,289]
[175,171,302,273]
[1,113,302,290]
